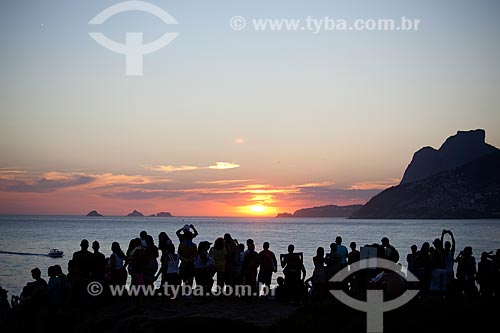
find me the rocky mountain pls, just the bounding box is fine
[86,210,103,217]
[126,210,144,217]
[351,151,500,219]
[155,212,173,217]
[276,213,294,218]
[277,205,363,218]
[401,129,498,184]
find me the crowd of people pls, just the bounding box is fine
[1,225,499,326]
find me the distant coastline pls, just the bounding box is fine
[276,205,362,218]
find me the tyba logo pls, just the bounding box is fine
[330,258,419,333]
[89,1,179,76]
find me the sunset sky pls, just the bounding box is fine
[1,0,500,216]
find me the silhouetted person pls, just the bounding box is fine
[160,244,180,287]
[414,242,431,291]
[311,247,327,300]
[144,235,159,285]
[242,238,255,261]
[429,238,447,292]
[281,244,306,302]
[335,236,348,269]
[0,286,10,323]
[47,265,62,309]
[258,242,277,289]
[20,268,47,309]
[128,238,147,286]
[178,230,197,287]
[158,231,173,252]
[456,246,478,296]
[274,276,287,301]
[477,251,495,297]
[441,229,456,288]
[406,245,418,275]
[325,243,341,279]
[235,243,245,284]
[381,237,400,263]
[90,240,106,282]
[194,241,212,291]
[140,230,148,247]
[348,242,360,264]
[53,265,69,305]
[72,239,93,279]
[176,224,198,243]
[224,233,238,287]
[242,242,260,295]
[494,249,500,298]
[108,242,127,286]
[210,237,226,290]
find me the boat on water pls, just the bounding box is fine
[47,249,64,258]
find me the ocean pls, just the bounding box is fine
[1,215,500,295]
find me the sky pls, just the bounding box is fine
[1,0,499,216]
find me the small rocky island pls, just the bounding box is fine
[86,210,103,217]
[148,212,174,217]
[126,210,144,217]
[155,212,173,217]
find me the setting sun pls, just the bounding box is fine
[237,204,279,216]
[250,205,266,213]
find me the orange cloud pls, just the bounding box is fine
[348,178,400,190]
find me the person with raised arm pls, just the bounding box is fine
[441,229,456,287]
[176,224,198,243]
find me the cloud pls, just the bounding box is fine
[147,162,240,173]
[0,172,95,193]
[347,178,400,190]
[296,181,336,188]
[146,165,199,172]
[0,171,172,193]
[195,179,253,185]
[208,162,240,170]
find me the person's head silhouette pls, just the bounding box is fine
[330,243,337,253]
[31,267,41,280]
[92,240,100,252]
[80,239,89,250]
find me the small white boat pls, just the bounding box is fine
[47,249,64,258]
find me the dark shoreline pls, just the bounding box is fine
[3,294,498,332]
